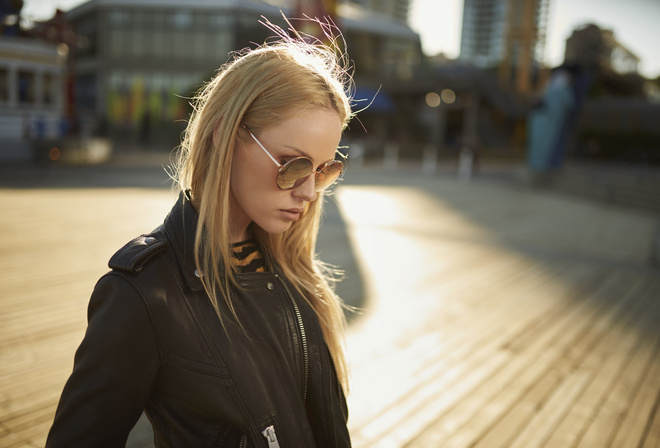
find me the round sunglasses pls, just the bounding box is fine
[243,126,344,192]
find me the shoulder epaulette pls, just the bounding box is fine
[109,232,167,273]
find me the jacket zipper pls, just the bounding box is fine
[328,350,353,448]
[328,350,348,423]
[275,274,309,403]
[261,425,281,448]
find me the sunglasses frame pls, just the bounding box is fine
[243,125,344,192]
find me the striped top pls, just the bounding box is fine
[231,239,267,273]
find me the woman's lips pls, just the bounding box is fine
[280,209,303,221]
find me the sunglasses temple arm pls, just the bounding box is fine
[247,130,282,168]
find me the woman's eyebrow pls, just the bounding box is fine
[283,145,335,165]
[283,145,313,160]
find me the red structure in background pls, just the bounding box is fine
[293,0,339,39]
[29,9,78,134]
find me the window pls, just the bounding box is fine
[18,70,35,104]
[173,11,192,29]
[0,68,8,103]
[43,72,58,105]
[208,14,231,29]
[108,11,129,28]
[153,29,169,58]
[109,29,125,57]
[133,30,147,57]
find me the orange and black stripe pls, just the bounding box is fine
[231,239,266,273]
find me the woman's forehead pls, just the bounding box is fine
[259,109,342,159]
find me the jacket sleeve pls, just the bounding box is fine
[46,273,160,448]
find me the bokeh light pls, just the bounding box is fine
[48,147,61,161]
[441,88,456,104]
[425,92,441,108]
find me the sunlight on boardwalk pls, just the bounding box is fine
[337,177,660,448]
[1,168,659,448]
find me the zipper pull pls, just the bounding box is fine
[261,425,281,448]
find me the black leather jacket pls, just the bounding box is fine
[46,193,351,447]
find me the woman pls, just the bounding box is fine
[47,24,354,448]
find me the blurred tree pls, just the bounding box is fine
[0,0,23,35]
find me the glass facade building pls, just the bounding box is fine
[65,0,421,142]
[459,0,548,71]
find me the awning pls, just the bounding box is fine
[352,86,395,113]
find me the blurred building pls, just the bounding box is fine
[1,0,68,162]
[459,0,507,68]
[0,37,66,161]
[386,0,553,160]
[459,0,549,93]
[339,0,420,83]
[344,0,410,22]
[561,23,659,164]
[0,0,23,37]
[60,0,420,145]
[565,23,639,75]
[28,9,79,125]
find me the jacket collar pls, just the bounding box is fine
[163,190,205,292]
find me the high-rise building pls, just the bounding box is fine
[459,0,507,67]
[344,0,410,23]
[459,0,549,92]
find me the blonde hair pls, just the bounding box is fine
[174,23,354,391]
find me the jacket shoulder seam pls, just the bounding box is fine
[109,233,167,273]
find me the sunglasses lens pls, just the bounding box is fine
[276,158,344,191]
[277,158,313,189]
[314,160,344,191]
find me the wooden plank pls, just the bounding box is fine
[0,188,175,448]
[640,392,660,448]
[508,369,592,448]
[348,248,565,432]
[609,331,660,448]
[393,263,599,444]
[575,281,660,448]
[448,271,645,448]
[405,264,614,447]
[3,167,660,448]
[509,278,657,448]
[542,276,660,447]
[0,419,53,448]
[349,254,576,442]
[0,403,57,441]
[386,260,608,446]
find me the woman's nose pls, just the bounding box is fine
[293,174,317,202]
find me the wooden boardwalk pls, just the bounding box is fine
[1,159,659,447]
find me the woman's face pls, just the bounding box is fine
[229,108,343,242]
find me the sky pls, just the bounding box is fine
[409,0,660,78]
[20,0,660,78]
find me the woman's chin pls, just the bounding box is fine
[258,220,293,236]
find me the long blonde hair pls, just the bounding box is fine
[174,24,354,391]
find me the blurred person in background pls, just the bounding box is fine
[46,19,354,448]
[527,68,576,180]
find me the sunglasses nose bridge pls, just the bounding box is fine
[314,161,344,191]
